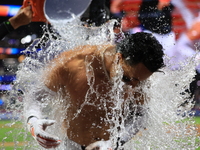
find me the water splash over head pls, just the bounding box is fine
[6,18,200,149]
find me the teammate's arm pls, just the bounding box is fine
[25,60,68,149]
[157,0,171,10]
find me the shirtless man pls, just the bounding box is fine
[25,32,165,149]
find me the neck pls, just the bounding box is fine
[101,48,116,80]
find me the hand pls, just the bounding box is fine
[110,0,123,14]
[157,1,171,10]
[85,140,113,150]
[27,117,61,149]
[9,6,33,29]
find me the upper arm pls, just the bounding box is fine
[44,55,69,92]
[42,45,99,92]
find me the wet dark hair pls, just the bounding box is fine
[116,32,165,72]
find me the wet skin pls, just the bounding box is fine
[43,45,153,146]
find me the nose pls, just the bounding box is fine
[131,80,140,88]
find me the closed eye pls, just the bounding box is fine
[122,75,131,83]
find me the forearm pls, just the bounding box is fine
[119,105,147,145]
[24,96,42,124]
[25,99,42,121]
[8,6,32,30]
[110,0,124,14]
[159,0,170,2]
[24,85,56,122]
[121,114,146,143]
[8,17,20,29]
[157,0,171,10]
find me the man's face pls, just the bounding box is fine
[121,62,153,87]
[110,53,153,88]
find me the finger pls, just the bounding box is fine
[86,141,112,150]
[39,143,59,149]
[24,6,33,16]
[24,5,31,10]
[37,136,61,145]
[86,146,100,150]
[19,7,23,11]
[86,143,100,150]
[37,130,60,141]
[29,126,35,137]
[37,140,60,149]
[36,135,61,149]
[41,119,56,126]
[36,133,61,148]
[38,141,51,149]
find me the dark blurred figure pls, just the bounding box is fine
[80,0,111,26]
[138,0,174,34]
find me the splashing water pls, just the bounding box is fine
[3,18,200,150]
[124,62,199,150]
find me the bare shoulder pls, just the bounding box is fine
[54,45,97,60]
[43,44,115,90]
[64,44,115,54]
[56,44,115,60]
